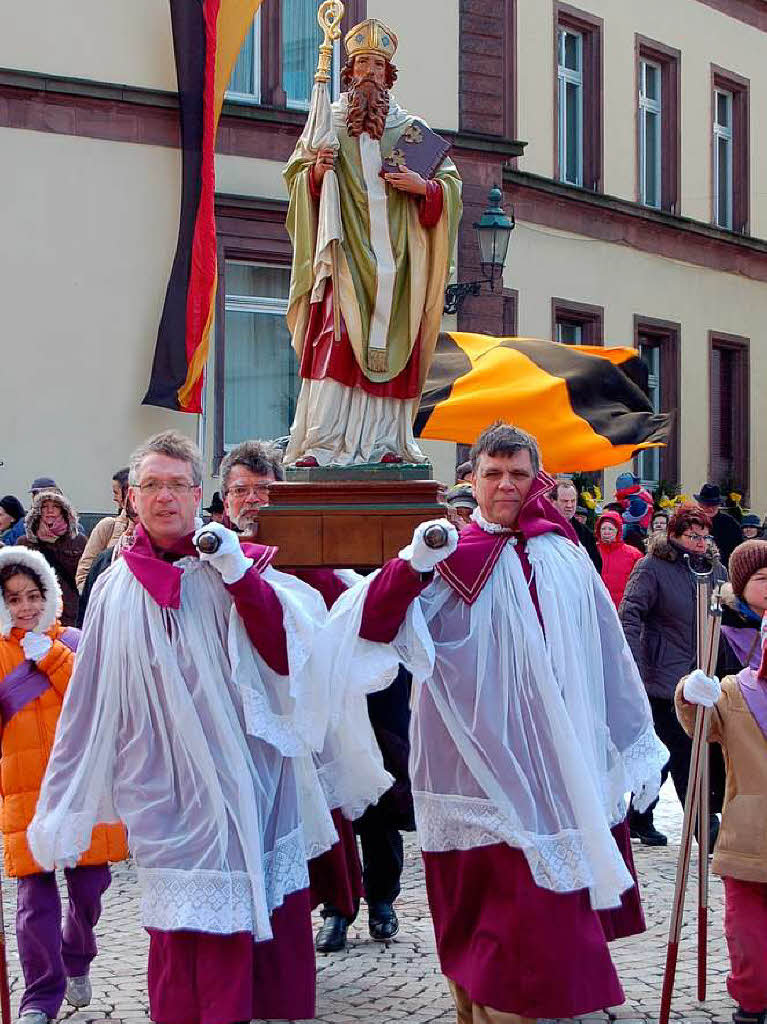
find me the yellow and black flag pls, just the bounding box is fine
[415,333,672,472]
[143,0,265,414]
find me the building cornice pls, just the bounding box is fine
[693,0,767,32]
[0,67,525,161]
[504,169,767,282]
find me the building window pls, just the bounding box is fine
[221,262,298,449]
[555,5,602,191]
[503,288,519,337]
[228,15,262,101]
[557,29,583,186]
[709,333,749,496]
[634,317,680,489]
[635,37,680,213]
[227,0,358,108]
[711,67,749,233]
[552,298,603,345]
[639,60,662,208]
[714,89,733,229]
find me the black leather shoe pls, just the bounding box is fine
[368,902,399,942]
[630,823,668,846]
[315,915,349,953]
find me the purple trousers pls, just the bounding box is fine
[16,864,111,1017]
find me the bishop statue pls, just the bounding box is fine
[283,16,462,467]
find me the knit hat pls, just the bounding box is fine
[615,472,639,492]
[729,539,767,598]
[623,496,650,524]
[741,513,761,529]
[0,495,25,522]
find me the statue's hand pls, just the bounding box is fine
[384,165,428,196]
[313,147,336,186]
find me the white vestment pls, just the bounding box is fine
[322,520,668,910]
[27,557,390,939]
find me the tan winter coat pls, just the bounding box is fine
[676,675,767,884]
[76,510,129,591]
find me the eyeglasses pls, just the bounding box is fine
[137,481,196,496]
[681,532,708,543]
[228,484,270,499]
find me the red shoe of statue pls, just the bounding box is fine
[380,453,403,464]
[294,456,319,467]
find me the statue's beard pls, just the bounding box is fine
[346,74,390,140]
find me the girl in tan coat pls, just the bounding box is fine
[676,540,767,1024]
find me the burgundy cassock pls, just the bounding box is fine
[122,528,315,1024]
[357,477,645,1018]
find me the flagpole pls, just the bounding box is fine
[315,0,344,343]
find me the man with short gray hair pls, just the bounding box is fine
[29,430,337,1024]
[325,421,668,1022]
[551,477,602,572]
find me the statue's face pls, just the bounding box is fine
[352,53,387,86]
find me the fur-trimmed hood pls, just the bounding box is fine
[647,530,722,565]
[0,546,62,637]
[25,490,79,542]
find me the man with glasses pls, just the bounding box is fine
[220,440,284,539]
[28,430,340,1024]
[621,502,727,847]
[221,439,414,953]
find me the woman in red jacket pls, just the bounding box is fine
[595,510,643,608]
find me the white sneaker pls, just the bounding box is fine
[65,974,92,1008]
[19,1011,49,1024]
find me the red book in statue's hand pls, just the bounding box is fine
[381,120,451,179]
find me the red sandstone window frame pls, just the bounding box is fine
[503,288,519,336]
[634,36,681,214]
[710,65,750,234]
[551,297,603,346]
[708,331,750,497]
[633,316,681,488]
[553,3,603,192]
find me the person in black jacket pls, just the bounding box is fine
[620,503,727,846]
[694,483,743,568]
[550,479,602,573]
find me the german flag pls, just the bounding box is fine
[143,0,265,413]
[415,333,672,473]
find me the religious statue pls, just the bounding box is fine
[283,13,463,467]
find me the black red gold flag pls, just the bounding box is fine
[143,0,265,413]
[415,333,672,473]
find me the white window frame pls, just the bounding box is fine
[226,14,262,103]
[557,28,584,187]
[639,59,662,209]
[714,88,734,230]
[223,261,291,452]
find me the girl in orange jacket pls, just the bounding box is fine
[0,547,127,1024]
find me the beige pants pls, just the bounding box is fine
[448,980,537,1024]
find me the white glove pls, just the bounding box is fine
[632,770,662,814]
[192,522,253,584]
[683,669,722,707]
[21,632,53,663]
[399,519,459,573]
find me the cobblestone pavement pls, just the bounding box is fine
[2,782,735,1024]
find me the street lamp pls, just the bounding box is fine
[443,185,515,316]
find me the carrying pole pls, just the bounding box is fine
[314,0,345,342]
[659,557,722,1024]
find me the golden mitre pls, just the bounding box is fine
[344,19,398,62]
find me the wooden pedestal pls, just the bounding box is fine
[257,478,445,568]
